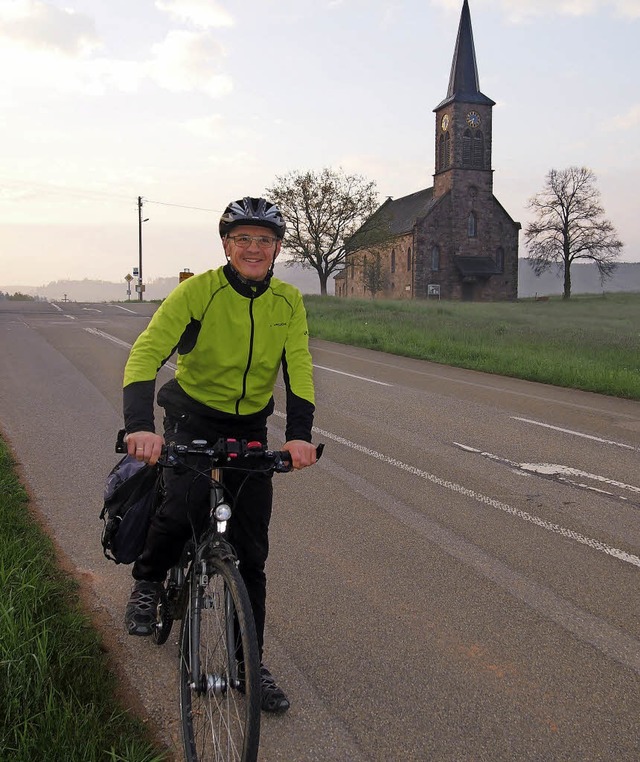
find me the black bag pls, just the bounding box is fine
[100,455,163,564]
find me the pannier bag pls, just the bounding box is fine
[100,454,163,564]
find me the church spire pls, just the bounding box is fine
[437,0,494,108]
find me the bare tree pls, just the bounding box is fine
[525,166,623,299]
[266,168,381,295]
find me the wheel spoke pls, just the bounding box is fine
[179,559,261,761]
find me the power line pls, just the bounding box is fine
[145,198,221,213]
[0,177,221,213]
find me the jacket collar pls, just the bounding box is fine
[223,262,271,298]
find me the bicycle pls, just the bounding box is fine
[126,436,322,762]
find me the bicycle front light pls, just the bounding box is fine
[213,503,232,533]
[214,504,231,522]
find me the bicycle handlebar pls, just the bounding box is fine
[115,430,324,474]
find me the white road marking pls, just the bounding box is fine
[456,443,640,504]
[83,327,131,349]
[83,327,177,370]
[313,364,391,386]
[64,314,76,320]
[512,416,637,451]
[82,307,101,313]
[112,305,138,314]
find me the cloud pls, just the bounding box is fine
[431,0,640,21]
[0,23,231,99]
[606,104,640,130]
[155,0,234,29]
[182,113,226,139]
[0,0,100,55]
[146,30,232,97]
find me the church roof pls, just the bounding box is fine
[371,188,436,236]
[435,0,495,110]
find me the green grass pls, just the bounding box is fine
[305,292,640,400]
[0,438,167,762]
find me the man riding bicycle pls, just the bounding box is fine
[121,196,317,714]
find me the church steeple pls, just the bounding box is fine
[437,0,494,109]
[433,0,495,195]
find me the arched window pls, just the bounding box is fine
[462,129,472,165]
[472,131,484,168]
[496,247,504,272]
[438,135,445,171]
[468,212,477,238]
[431,245,440,271]
[391,248,396,273]
[407,246,412,271]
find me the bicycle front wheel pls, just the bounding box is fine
[179,556,261,762]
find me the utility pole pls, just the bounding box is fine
[137,196,144,302]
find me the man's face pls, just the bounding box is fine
[223,224,281,281]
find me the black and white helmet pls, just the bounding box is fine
[219,197,286,239]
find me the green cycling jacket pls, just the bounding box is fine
[123,264,315,441]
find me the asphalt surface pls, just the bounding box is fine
[0,299,638,761]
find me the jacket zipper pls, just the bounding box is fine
[236,294,255,414]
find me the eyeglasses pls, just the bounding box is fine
[227,234,277,248]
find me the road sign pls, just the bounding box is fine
[125,273,133,282]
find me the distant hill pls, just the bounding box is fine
[2,260,639,302]
[518,261,640,298]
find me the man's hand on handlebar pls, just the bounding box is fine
[125,431,164,466]
[281,440,317,470]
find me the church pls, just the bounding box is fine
[335,0,520,302]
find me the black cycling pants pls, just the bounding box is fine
[132,412,273,657]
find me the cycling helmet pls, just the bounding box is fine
[219,197,286,239]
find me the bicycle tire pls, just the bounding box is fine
[179,556,261,762]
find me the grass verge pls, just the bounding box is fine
[305,292,640,400]
[0,436,167,762]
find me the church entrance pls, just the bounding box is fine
[461,281,475,301]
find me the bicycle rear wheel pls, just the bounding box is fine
[179,556,261,762]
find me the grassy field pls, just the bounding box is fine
[304,292,640,400]
[0,437,166,762]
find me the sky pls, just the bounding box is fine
[0,0,639,288]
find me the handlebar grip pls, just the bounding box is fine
[115,428,127,454]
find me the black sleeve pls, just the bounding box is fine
[282,353,315,442]
[123,380,156,433]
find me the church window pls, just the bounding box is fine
[462,129,472,165]
[472,131,484,168]
[468,212,477,237]
[496,247,504,272]
[407,246,412,271]
[438,133,451,170]
[391,248,396,273]
[431,245,440,271]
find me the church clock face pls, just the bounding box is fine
[466,111,481,128]
[441,114,449,131]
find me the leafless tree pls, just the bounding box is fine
[525,166,623,299]
[266,168,382,295]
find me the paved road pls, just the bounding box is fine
[1,299,638,761]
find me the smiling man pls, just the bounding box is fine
[121,196,317,713]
